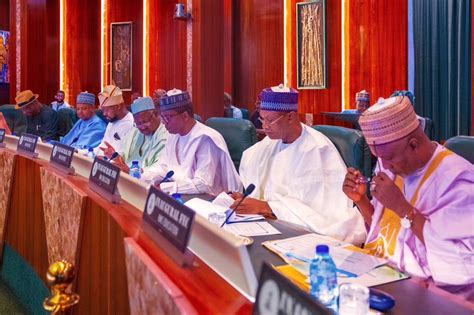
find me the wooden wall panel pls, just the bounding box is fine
[63,0,101,105]
[147,0,187,93]
[347,0,408,107]
[0,0,9,105]
[191,0,225,119]
[9,0,59,105]
[105,0,143,104]
[4,156,49,282]
[232,0,284,110]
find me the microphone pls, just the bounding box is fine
[220,184,256,227]
[108,151,119,161]
[157,170,175,185]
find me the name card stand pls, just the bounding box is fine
[253,263,331,315]
[16,133,39,158]
[0,129,5,148]
[89,157,121,204]
[142,186,195,267]
[49,143,75,175]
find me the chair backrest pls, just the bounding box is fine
[205,117,257,171]
[0,104,27,136]
[444,135,474,164]
[313,125,372,178]
[239,108,249,120]
[95,108,109,124]
[422,117,435,140]
[57,108,78,137]
[194,114,202,122]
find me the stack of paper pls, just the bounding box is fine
[263,233,388,277]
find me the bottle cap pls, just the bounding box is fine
[88,147,93,152]
[171,193,182,199]
[132,160,139,165]
[316,244,329,254]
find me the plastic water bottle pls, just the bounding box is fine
[86,147,96,159]
[171,193,184,204]
[129,160,141,179]
[310,244,338,311]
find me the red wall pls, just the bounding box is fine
[9,0,59,105]
[63,0,101,105]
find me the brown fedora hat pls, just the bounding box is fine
[15,90,39,109]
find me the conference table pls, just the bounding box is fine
[0,135,472,314]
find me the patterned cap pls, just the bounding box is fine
[159,89,192,112]
[359,96,420,145]
[356,90,370,102]
[76,92,96,106]
[131,96,155,115]
[260,84,298,112]
[98,85,124,107]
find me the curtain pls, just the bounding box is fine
[413,0,471,140]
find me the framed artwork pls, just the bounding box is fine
[111,22,132,91]
[0,30,9,84]
[296,1,326,89]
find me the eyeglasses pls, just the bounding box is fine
[160,112,182,124]
[258,113,288,127]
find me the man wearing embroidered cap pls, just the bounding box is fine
[109,96,168,175]
[145,89,241,194]
[343,95,474,299]
[95,85,134,157]
[234,84,366,244]
[60,92,106,150]
[15,89,58,141]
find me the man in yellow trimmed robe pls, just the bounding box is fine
[343,95,474,300]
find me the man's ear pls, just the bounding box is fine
[288,111,298,122]
[408,137,419,151]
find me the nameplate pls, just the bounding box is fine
[253,263,331,315]
[89,157,121,203]
[16,133,39,157]
[142,186,195,266]
[0,129,5,148]
[50,143,75,175]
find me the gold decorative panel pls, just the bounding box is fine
[0,150,15,244]
[40,167,86,265]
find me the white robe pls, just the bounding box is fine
[366,144,474,298]
[144,121,242,195]
[95,112,134,155]
[239,124,366,244]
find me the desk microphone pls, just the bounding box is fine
[108,151,119,161]
[157,170,174,185]
[220,184,255,227]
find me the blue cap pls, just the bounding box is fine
[76,92,96,106]
[131,96,155,115]
[260,84,298,112]
[316,244,329,254]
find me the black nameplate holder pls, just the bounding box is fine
[16,133,39,158]
[142,186,195,267]
[0,129,5,148]
[89,157,121,203]
[50,142,75,175]
[253,263,332,315]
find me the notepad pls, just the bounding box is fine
[184,193,264,223]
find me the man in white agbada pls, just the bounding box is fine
[107,96,168,176]
[145,89,241,195]
[96,85,134,156]
[233,85,366,244]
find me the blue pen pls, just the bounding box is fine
[284,252,357,278]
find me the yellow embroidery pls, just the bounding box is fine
[364,150,453,258]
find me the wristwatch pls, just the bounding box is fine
[400,207,417,229]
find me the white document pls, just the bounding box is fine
[224,222,281,237]
[264,233,387,276]
[185,194,264,223]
